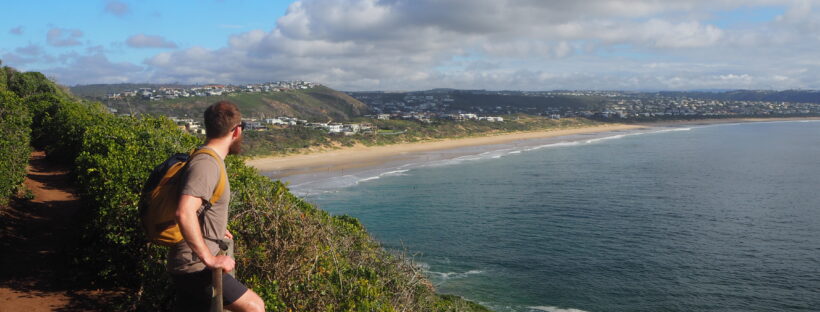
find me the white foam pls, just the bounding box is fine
[289,126,697,195]
[382,169,409,176]
[652,127,691,133]
[426,269,485,281]
[525,141,581,152]
[415,262,431,270]
[358,176,381,183]
[585,134,626,144]
[528,306,590,312]
[582,127,690,144]
[356,169,411,184]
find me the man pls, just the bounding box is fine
[168,101,265,312]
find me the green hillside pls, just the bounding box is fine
[449,93,608,112]
[74,85,369,121]
[3,62,489,311]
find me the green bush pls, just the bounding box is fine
[0,90,31,205]
[44,100,109,164]
[24,93,70,149]
[0,65,8,91]
[73,115,199,309]
[7,71,57,98]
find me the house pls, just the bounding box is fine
[449,113,478,121]
[327,123,344,133]
[243,120,264,130]
[478,116,504,122]
[265,118,287,125]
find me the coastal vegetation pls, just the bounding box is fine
[0,86,31,206]
[242,115,603,157]
[0,63,489,311]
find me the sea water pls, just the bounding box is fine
[282,121,820,312]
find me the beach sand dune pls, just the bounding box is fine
[246,123,647,177]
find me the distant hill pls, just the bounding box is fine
[659,90,820,104]
[448,92,609,112]
[349,89,610,115]
[72,84,369,121]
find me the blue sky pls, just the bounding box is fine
[1,1,292,66]
[2,1,817,91]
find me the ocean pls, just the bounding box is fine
[271,121,820,312]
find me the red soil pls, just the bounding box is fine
[0,151,125,311]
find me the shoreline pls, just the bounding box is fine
[245,117,820,178]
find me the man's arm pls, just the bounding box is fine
[176,194,235,272]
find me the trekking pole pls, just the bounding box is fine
[210,242,229,312]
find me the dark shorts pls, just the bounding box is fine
[171,269,249,311]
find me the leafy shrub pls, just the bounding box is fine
[0,65,8,91]
[73,115,199,309]
[7,71,58,98]
[44,100,109,164]
[23,93,70,149]
[0,90,31,205]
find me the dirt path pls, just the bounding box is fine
[0,151,123,311]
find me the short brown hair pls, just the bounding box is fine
[204,101,241,139]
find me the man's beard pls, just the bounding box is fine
[228,135,243,155]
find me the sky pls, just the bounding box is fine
[1,0,819,91]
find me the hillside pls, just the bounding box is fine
[658,90,820,104]
[72,84,370,121]
[448,92,608,112]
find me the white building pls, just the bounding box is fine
[327,123,344,133]
[478,116,504,122]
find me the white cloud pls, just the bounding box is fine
[126,34,178,49]
[25,0,820,90]
[44,52,146,85]
[104,0,130,17]
[9,26,23,35]
[47,27,84,47]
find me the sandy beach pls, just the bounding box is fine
[246,123,649,177]
[245,117,820,179]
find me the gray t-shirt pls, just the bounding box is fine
[166,147,231,274]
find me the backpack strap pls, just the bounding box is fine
[190,147,228,207]
[175,147,229,251]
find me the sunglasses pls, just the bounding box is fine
[233,121,246,132]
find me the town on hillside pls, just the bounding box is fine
[104,81,820,136]
[106,80,319,101]
[349,89,820,119]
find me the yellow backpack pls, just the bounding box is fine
[139,148,227,246]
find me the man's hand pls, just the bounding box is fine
[224,229,233,240]
[206,254,235,273]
